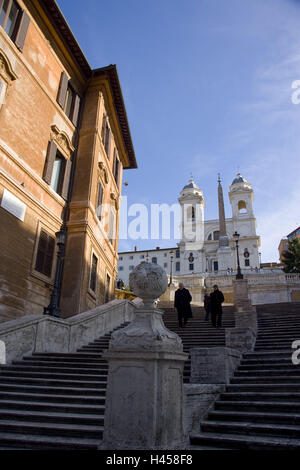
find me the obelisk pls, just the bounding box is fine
[217,174,232,271]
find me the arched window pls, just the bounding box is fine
[207,231,220,241]
[152,257,157,264]
[238,200,247,214]
[187,206,196,221]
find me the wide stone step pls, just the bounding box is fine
[226,383,300,392]
[220,392,300,402]
[14,360,108,368]
[231,375,300,384]
[241,358,292,365]
[215,400,300,412]
[0,376,107,388]
[189,432,300,450]
[0,365,108,375]
[207,410,300,425]
[0,370,107,381]
[0,390,105,405]
[200,420,300,438]
[31,352,104,358]
[0,432,100,450]
[234,369,300,377]
[0,408,104,426]
[0,419,103,439]
[255,346,294,351]
[0,398,105,414]
[23,356,107,364]
[243,351,292,359]
[238,364,298,371]
[0,383,106,397]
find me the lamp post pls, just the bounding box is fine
[233,231,243,280]
[169,250,174,286]
[44,228,66,317]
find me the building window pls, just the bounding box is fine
[176,262,180,272]
[129,265,134,271]
[96,181,104,220]
[213,261,218,271]
[105,273,111,303]
[140,255,145,259]
[164,253,167,257]
[57,72,81,126]
[119,266,124,271]
[89,254,98,293]
[119,256,123,261]
[152,257,157,264]
[35,230,55,278]
[109,207,116,245]
[129,255,134,260]
[176,249,180,258]
[101,115,111,158]
[238,200,247,214]
[0,0,30,51]
[113,148,120,186]
[0,79,7,110]
[245,259,250,267]
[189,263,194,271]
[50,152,65,194]
[43,141,72,200]
[164,262,168,268]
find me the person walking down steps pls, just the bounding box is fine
[210,284,224,328]
[174,283,193,328]
[204,293,211,321]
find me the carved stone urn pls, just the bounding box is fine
[109,262,183,352]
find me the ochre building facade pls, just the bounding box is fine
[0,0,137,321]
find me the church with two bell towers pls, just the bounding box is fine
[117,173,261,285]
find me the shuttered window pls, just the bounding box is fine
[105,274,111,303]
[35,230,55,277]
[96,182,104,220]
[0,1,30,51]
[0,79,6,109]
[101,115,111,158]
[109,208,116,245]
[43,142,72,201]
[57,72,81,126]
[90,254,98,292]
[113,149,120,186]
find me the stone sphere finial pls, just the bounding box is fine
[129,262,168,308]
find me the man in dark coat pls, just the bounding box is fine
[210,284,224,328]
[174,283,193,328]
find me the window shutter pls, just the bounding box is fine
[14,10,30,51]
[101,115,106,143]
[115,159,120,186]
[97,182,104,219]
[71,94,80,126]
[43,141,57,185]
[61,158,72,200]
[107,129,111,158]
[112,150,116,178]
[57,72,69,109]
[35,230,55,277]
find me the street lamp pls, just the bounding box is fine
[44,228,66,317]
[169,250,174,286]
[233,231,243,280]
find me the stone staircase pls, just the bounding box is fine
[0,323,128,450]
[162,306,235,383]
[189,308,300,450]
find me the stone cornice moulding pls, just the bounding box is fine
[50,125,75,157]
[0,49,18,84]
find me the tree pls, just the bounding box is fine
[282,238,300,273]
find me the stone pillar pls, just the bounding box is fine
[101,262,188,450]
[226,327,257,353]
[190,347,241,385]
[233,278,256,313]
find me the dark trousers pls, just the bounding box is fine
[204,308,210,321]
[177,311,188,327]
[211,310,222,327]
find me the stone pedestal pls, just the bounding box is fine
[217,246,232,272]
[226,327,257,353]
[233,279,256,313]
[190,347,242,385]
[101,262,188,450]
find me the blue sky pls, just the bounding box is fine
[58,0,300,262]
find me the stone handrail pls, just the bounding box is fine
[0,298,142,365]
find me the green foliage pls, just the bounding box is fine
[282,238,300,273]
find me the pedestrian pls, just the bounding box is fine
[210,284,224,328]
[203,293,211,321]
[174,283,193,328]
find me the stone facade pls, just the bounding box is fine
[0,0,137,321]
